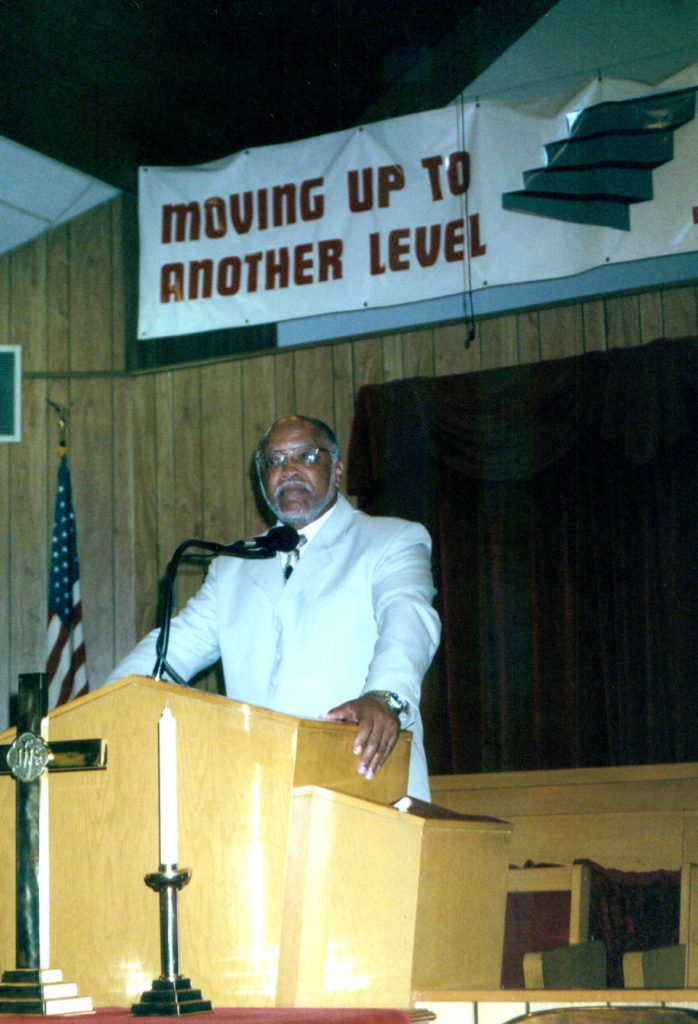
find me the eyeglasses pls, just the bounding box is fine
[257,446,333,471]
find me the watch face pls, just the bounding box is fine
[366,690,408,721]
[387,691,408,713]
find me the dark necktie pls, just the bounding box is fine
[283,535,306,581]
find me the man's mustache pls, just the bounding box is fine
[274,480,313,496]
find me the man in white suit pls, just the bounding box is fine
[107,415,440,799]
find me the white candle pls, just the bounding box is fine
[158,705,178,866]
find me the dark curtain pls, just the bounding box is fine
[347,337,698,775]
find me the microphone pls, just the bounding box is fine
[223,525,299,557]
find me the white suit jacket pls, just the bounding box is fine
[107,494,440,799]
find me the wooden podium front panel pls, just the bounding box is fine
[0,676,411,1009]
[276,786,424,1008]
[0,764,15,981]
[276,787,513,1007]
[48,677,297,1008]
[411,817,512,989]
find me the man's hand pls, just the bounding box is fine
[320,695,400,780]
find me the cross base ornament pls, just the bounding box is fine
[0,968,93,1015]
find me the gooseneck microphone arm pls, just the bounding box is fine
[152,538,229,683]
[151,526,299,682]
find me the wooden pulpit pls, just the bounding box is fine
[0,676,411,1009]
[0,676,513,1009]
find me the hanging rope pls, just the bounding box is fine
[456,90,477,349]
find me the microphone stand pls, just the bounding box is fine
[152,539,231,683]
[151,527,299,682]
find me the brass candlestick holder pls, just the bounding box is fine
[131,865,212,1016]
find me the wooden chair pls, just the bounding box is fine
[623,862,698,987]
[502,862,607,988]
[504,859,690,990]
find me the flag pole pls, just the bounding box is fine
[45,401,88,708]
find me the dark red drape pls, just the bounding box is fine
[347,337,698,775]
[581,859,681,987]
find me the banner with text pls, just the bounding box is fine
[138,64,698,340]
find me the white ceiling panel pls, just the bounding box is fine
[0,136,118,257]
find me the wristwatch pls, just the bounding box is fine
[365,690,411,728]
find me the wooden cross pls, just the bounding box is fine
[0,672,106,996]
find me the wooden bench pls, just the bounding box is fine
[430,763,698,990]
[430,763,698,873]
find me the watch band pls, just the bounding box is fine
[364,689,410,728]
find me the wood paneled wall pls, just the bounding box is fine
[1,196,696,725]
[0,198,133,722]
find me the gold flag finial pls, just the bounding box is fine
[47,400,69,455]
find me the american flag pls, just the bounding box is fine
[46,451,88,706]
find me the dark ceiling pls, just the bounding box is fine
[0,1,557,195]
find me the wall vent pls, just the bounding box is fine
[0,346,21,442]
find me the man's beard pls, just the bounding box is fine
[265,478,337,528]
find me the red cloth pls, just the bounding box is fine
[0,1008,418,1024]
[580,858,681,987]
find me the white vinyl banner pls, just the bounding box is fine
[138,65,698,340]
